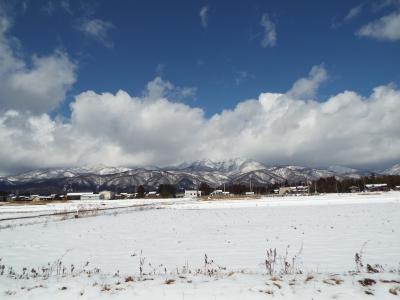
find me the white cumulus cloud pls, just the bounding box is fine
[1,67,400,175]
[287,65,328,99]
[0,6,76,114]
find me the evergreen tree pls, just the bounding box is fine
[137,185,145,198]
[199,182,212,195]
[158,184,176,198]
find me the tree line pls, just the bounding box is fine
[2,174,399,201]
[125,174,400,199]
[310,174,400,193]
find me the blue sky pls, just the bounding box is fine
[9,0,400,116]
[1,0,400,174]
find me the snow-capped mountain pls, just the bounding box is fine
[6,165,133,182]
[383,163,400,175]
[173,158,266,174]
[230,169,284,185]
[0,159,391,194]
[266,165,335,182]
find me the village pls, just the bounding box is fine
[2,182,400,203]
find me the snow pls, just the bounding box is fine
[175,158,267,174]
[0,198,189,220]
[1,192,400,299]
[266,165,333,182]
[6,165,133,182]
[384,163,400,175]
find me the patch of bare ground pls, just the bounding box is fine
[323,277,344,285]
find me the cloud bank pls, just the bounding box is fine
[1,67,400,175]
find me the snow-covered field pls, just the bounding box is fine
[0,198,191,220]
[0,192,400,299]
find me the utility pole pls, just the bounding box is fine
[314,181,318,194]
[249,175,252,193]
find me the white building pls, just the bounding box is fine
[66,192,99,200]
[290,186,309,194]
[185,190,202,198]
[146,191,159,197]
[81,194,100,200]
[99,191,114,200]
[278,186,309,196]
[209,190,230,197]
[210,189,223,196]
[365,183,389,192]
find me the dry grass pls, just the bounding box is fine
[258,289,274,295]
[270,276,282,282]
[322,277,343,286]
[389,287,400,295]
[358,278,377,286]
[380,279,400,284]
[100,284,111,292]
[164,279,175,285]
[305,274,314,283]
[272,282,282,289]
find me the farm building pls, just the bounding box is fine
[8,195,30,201]
[278,186,309,196]
[30,195,55,201]
[81,194,100,200]
[184,190,202,197]
[349,186,360,193]
[99,191,114,200]
[115,193,135,199]
[210,190,230,197]
[365,183,389,192]
[66,192,99,200]
[210,190,223,196]
[146,191,159,197]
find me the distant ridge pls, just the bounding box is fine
[383,163,400,175]
[0,158,393,194]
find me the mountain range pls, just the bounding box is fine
[0,159,398,194]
